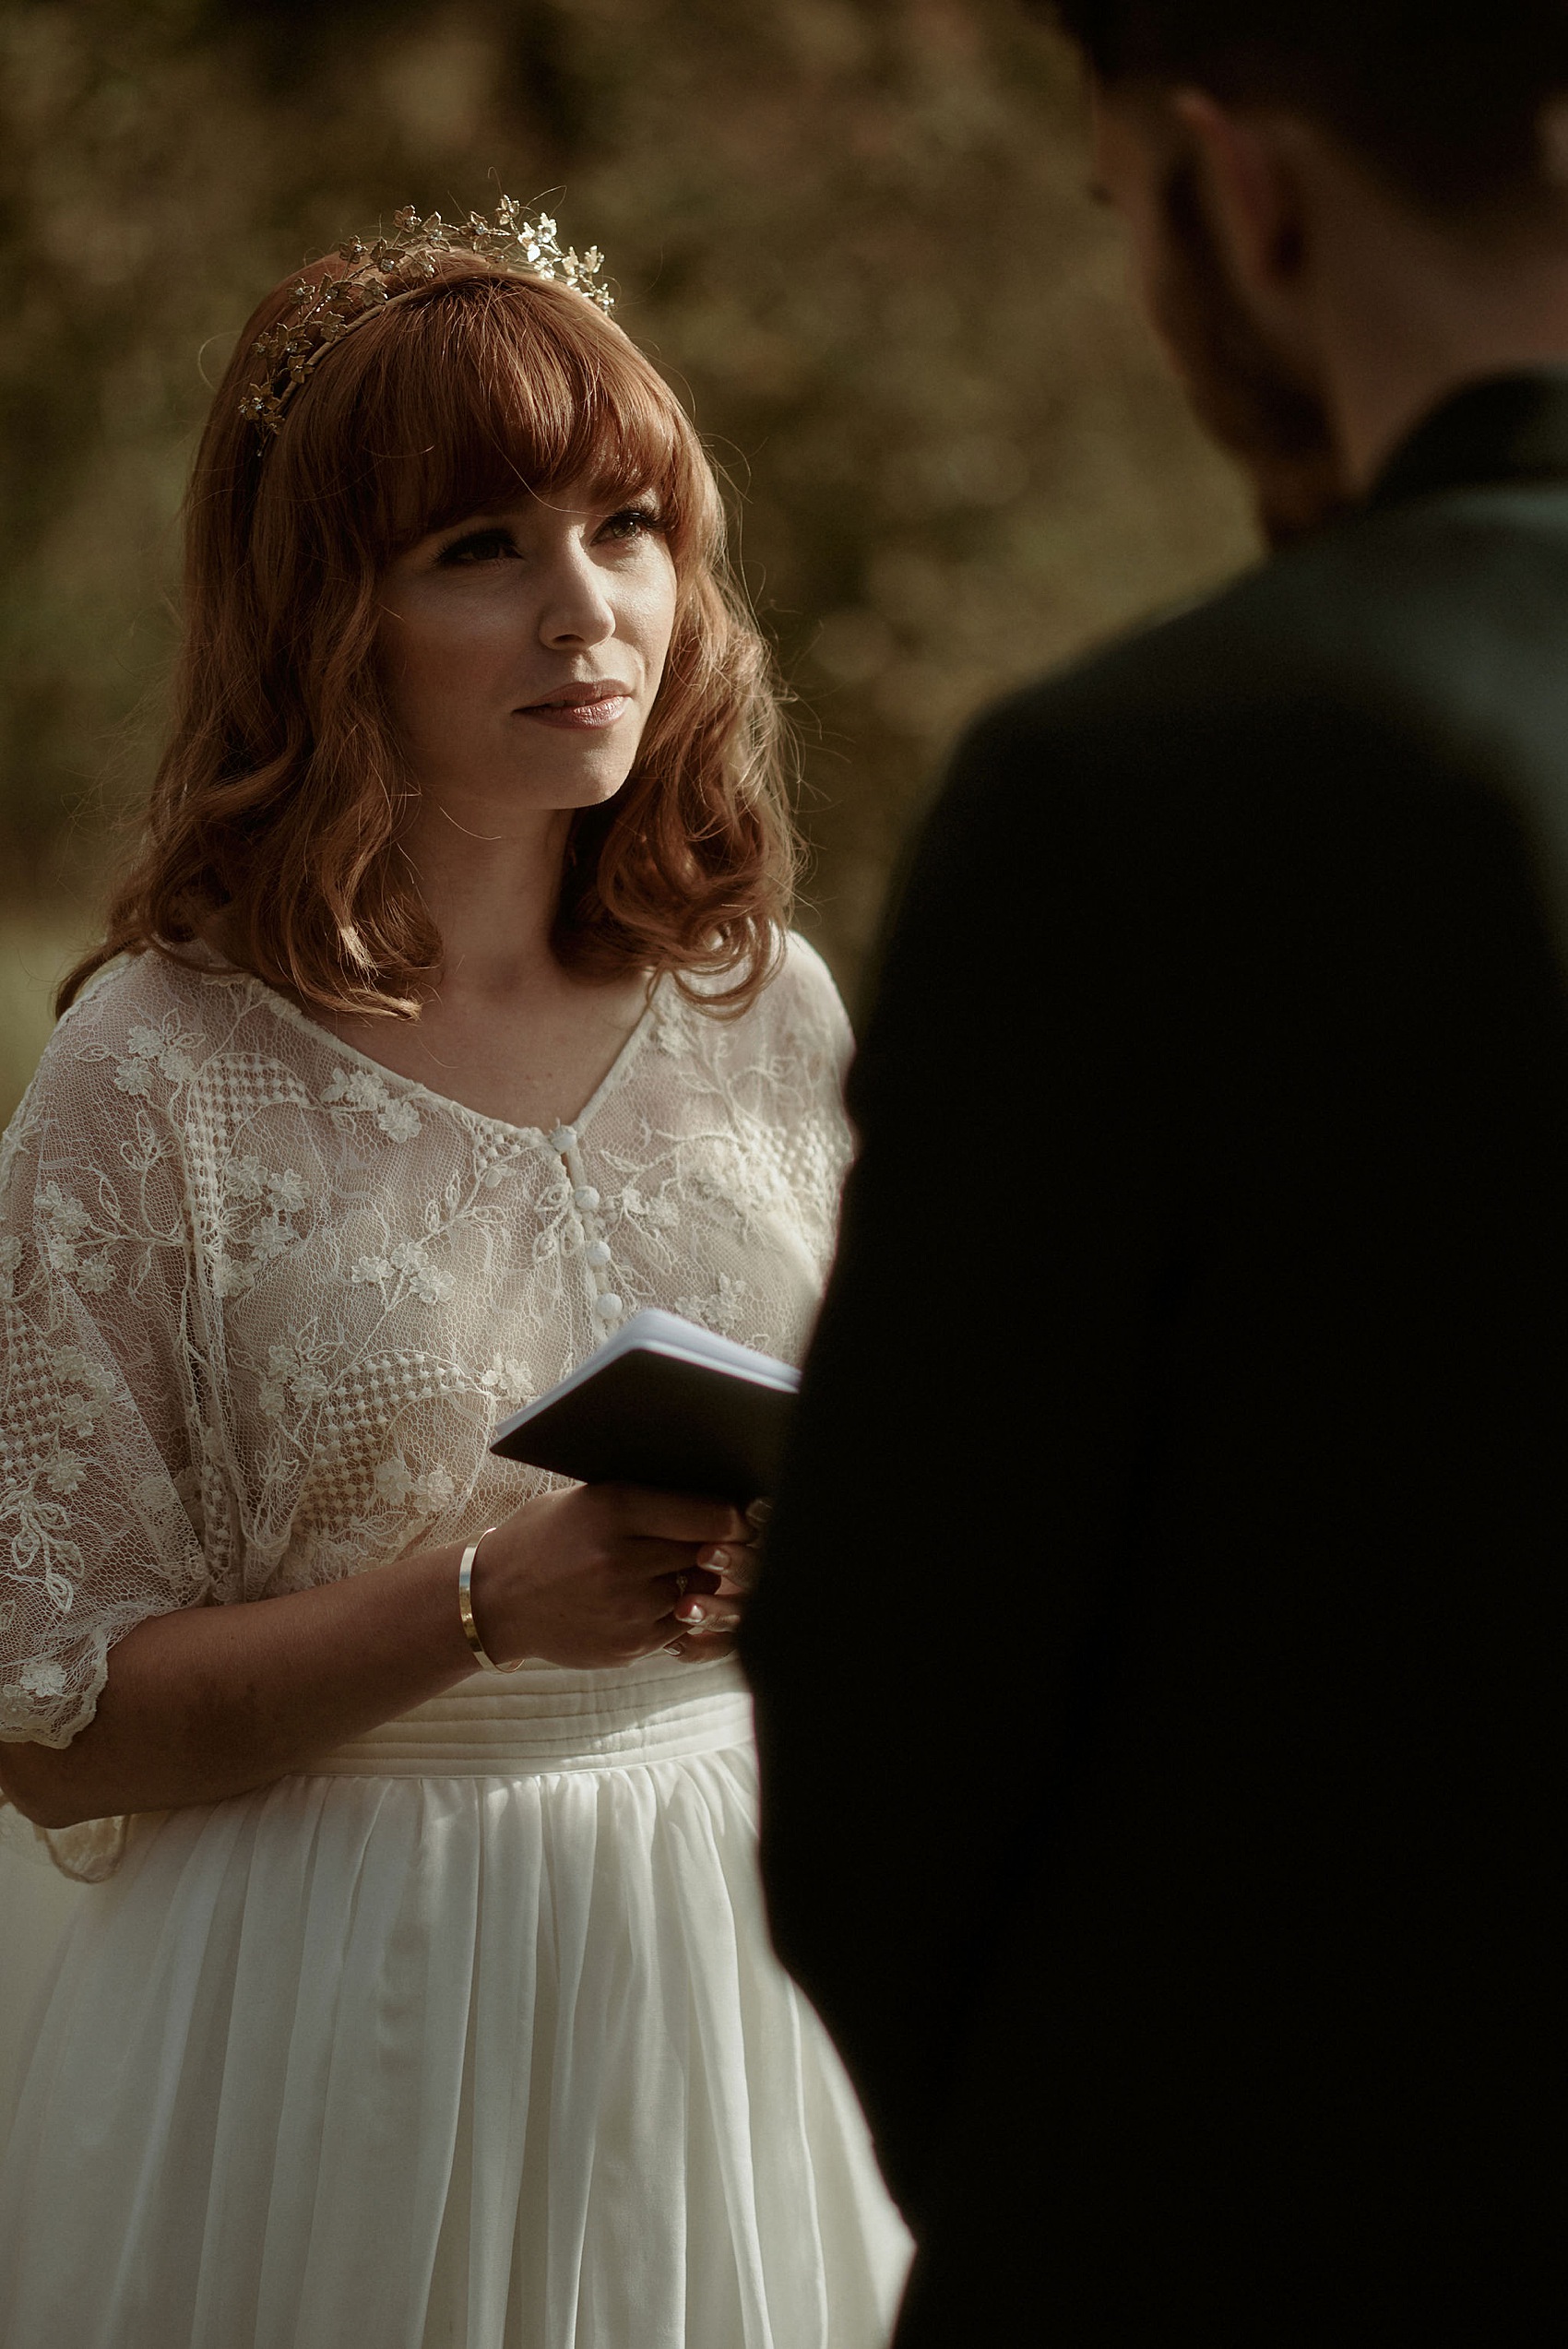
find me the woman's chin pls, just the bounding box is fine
[543,759,637,813]
[499,762,638,818]
[420,749,639,821]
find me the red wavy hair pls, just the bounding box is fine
[62,251,796,1017]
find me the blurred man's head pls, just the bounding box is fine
[1055,5,1568,218]
[1048,5,1568,539]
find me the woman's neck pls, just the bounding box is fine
[311,796,652,1133]
[404,800,573,1005]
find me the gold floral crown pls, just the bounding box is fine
[239,196,612,438]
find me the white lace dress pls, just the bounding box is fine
[0,938,910,2349]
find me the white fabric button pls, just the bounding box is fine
[549,1125,577,1154]
[574,1186,600,1211]
[587,1240,612,1266]
[594,1293,624,1321]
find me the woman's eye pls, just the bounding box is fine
[600,506,666,544]
[436,528,517,566]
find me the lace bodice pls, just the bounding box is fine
[0,935,852,1763]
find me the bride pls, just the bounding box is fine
[0,204,909,2347]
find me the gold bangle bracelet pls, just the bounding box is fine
[457,1530,523,1673]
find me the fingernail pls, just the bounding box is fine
[695,1545,728,1571]
[745,1499,772,1530]
[674,1600,703,1624]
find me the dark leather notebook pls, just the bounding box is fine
[488,1309,800,1507]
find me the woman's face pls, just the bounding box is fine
[376,477,679,818]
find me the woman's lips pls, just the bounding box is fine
[517,691,632,730]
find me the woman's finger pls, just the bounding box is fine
[650,1566,721,1617]
[629,1539,723,1586]
[662,1623,741,1661]
[600,1486,749,1547]
[670,1594,743,1633]
[695,1542,759,1595]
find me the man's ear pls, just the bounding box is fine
[1171,89,1308,303]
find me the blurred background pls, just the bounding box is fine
[0,0,1258,1127]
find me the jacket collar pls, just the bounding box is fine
[1368,367,1568,510]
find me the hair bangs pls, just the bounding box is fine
[293,268,710,569]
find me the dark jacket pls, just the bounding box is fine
[741,374,1568,2341]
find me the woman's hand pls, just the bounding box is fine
[661,1494,768,1660]
[662,1527,761,1661]
[0,1485,759,1832]
[468,1484,753,1669]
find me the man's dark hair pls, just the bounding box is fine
[1048,4,1568,215]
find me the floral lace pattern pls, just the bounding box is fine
[0,937,852,1785]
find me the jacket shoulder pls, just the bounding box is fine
[958,481,1568,795]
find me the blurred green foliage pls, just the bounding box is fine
[0,0,1256,1121]
[0,908,91,1123]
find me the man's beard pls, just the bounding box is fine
[1151,158,1354,548]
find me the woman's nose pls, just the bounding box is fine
[538,547,617,648]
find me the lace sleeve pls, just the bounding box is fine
[0,983,212,1757]
[755,934,857,1277]
[781,931,855,1085]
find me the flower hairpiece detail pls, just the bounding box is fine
[239,196,612,438]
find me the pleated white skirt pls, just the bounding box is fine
[0,1657,911,2349]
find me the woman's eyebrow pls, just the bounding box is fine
[428,515,517,542]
